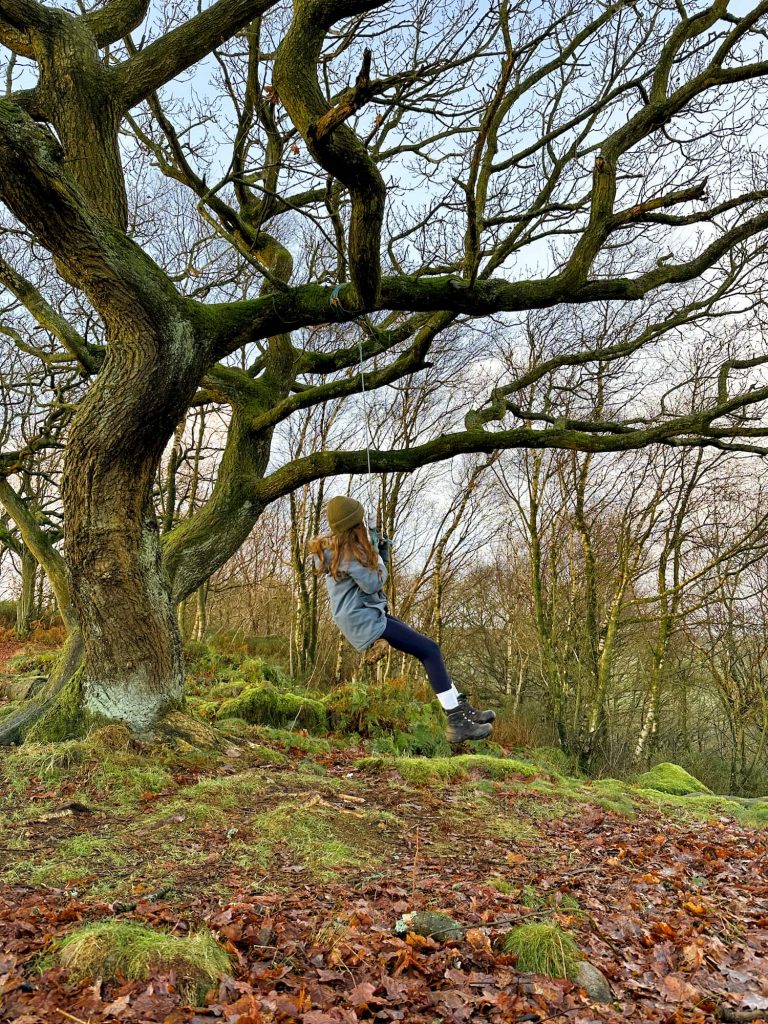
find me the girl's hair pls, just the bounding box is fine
[308,522,379,581]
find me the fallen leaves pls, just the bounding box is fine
[2,748,768,1024]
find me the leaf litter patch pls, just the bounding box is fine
[1,745,767,1022]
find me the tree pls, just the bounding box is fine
[4,0,768,739]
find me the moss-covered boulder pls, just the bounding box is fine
[217,683,327,733]
[637,762,711,796]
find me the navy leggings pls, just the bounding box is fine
[380,615,452,695]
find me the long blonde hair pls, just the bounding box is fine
[308,522,379,582]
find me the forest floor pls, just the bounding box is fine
[1,649,768,1023]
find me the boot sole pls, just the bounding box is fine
[446,724,493,743]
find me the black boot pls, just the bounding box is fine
[458,692,496,724]
[446,705,493,743]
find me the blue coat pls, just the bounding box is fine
[315,547,389,651]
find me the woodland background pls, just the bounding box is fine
[4,0,768,792]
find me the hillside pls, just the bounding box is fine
[1,649,768,1024]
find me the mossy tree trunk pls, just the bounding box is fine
[62,319,204,728]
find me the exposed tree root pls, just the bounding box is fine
[0,630,83,745]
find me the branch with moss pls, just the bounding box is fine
[273,0,388,307]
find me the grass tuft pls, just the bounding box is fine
[218,683,327,733]
[502,921,581,978]
[56,920,231,1001]
[356,753,539,786]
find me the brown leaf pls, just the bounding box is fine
[660,975,701,1003]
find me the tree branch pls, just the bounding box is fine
[81,0,150,47]
[114,0,279,111]
[0,255,103,374]
[0,0,52,32]
[0,98,183,328]
[0,15,33,55]
[253,404,768,507]
[203,200,768,357]
[273,0,388,306]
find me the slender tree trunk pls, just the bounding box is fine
[193,583,209,642]
[16,546,37,637]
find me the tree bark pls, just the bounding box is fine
[62,321,203,731]
[16,544,37,637]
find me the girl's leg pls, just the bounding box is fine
[381,616,492,741]
[381,615,452,695]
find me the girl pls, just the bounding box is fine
[309,495,495,743]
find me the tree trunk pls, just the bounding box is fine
[61,324,203,732]
[16,545,37,637]
[193,583,209,642]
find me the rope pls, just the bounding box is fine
[357,332,377,527]
[329,283,377,531]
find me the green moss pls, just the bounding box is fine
[209,680,248,699]
[248,743,290,765]
[92,762,174,805]
[742,802,768,825]
[235,800,387,879]
[7,649,58,674]
[188,697,220,719]
[636,762,711,796]
[525,747,582,777]
[588,779,636,816]
[0,701,20,720]
[254,726,332,754]
[215,716,250,736]
[502,922,581,979]
[55,921,231,1002]
[25,670,99,743]
[218,683,327,732]
[179,771,265,809]
[489,878,514,894]
[356,754,540,786]
[326,677,446,752]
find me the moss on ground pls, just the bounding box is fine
[217,683,327,732]
[502,922,581,978]
[254,725,334,754]
[637,762,711,796]
[55,921,230,1001]
[229,798,392,880]
[357,754,539,786]
[7,649,58,675]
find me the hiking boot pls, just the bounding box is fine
[458,692,496,724]
[445,706,493,743]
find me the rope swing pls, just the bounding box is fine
[329,283,378,542]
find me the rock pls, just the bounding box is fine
[575,961,613,1003]
[636,762,711,796]
[394,911,464,941]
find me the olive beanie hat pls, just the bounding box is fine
[327,495,365,535]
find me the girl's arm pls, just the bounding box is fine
[344,555,387,594]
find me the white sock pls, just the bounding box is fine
[437,684,460,711]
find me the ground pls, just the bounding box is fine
[1,642,768,1023]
